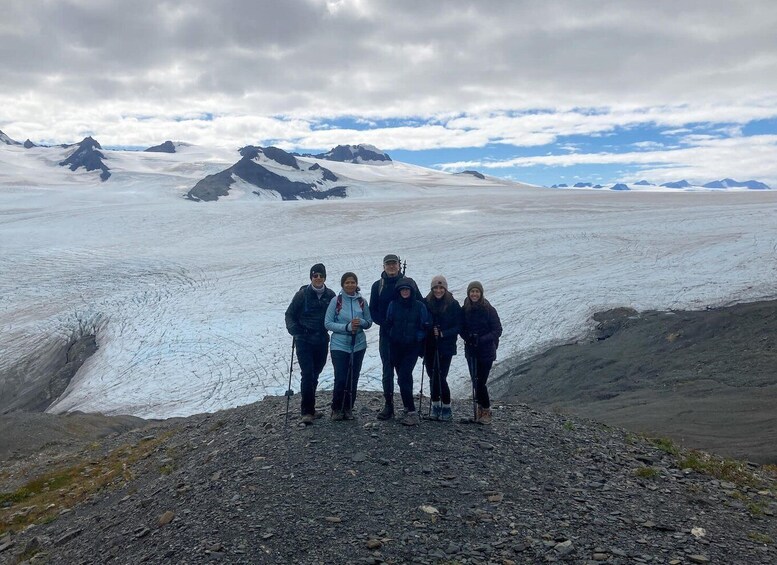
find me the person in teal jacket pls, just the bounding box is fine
[325,272,373,420]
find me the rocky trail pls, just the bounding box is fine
[2,392,776,564]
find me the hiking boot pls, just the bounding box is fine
[377,403,394,420]
[401,411,420,426]
[430,401,442,420]
[301,413,315,425]
[314,410,325,419]
[440,403,453,421]
[343,406,355,420]
[478,407,492,425]
[331,409,344,421]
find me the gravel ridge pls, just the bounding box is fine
[2,393,776,564]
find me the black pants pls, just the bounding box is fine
[390,342,419,412]
[424,352,453,404]
[330,349,365,411]
[295,339,329,415]
[379,332,395,402]
[466,355,494,409]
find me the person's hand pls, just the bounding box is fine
[468,333,479,347]
[351,318,361,333]
[433,326,440,338]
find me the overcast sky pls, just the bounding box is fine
[2,0,777,186]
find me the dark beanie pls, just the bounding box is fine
[467,281,484,296]
[310,263,326,279]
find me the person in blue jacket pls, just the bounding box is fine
[325,272,372,421]
[284,263,336,425]
[384,277,431,426]
[423,275,462,421]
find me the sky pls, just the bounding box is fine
[2,0,777,187]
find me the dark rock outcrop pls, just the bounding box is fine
[660,180,691,188]
[144,140,176,153]
[703,178,770,190]
[315,144,391,163]
[0,129,21,145]
[59,136,111,181]
[187,150,343,202]
[610,183,630,191]
[458,170,486,180]
[23,139,36,149]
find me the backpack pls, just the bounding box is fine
[335,294,365,316]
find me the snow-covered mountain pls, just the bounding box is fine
[311,143,391,164]
[1,139,776,419]
[703,178,770,190]
[59,136,111,181]
[551,179,772,191]
[0,129,21,146]
[186,145,346,201]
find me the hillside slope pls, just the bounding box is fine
[1,393,776,564]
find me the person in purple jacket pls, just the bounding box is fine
[460,281,503,425]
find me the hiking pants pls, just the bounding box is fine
[330,348,365,411]
[424,352,453,404]
[295,339,329,415]
[390,342,419,412]
[378,332,395,402]
[466,355,494,409]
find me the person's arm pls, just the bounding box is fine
[360,299,373,330]
[284,290,304,336]
[325,297,350,334]
[369,280,382,326]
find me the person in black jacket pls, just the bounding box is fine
[460,281,503,425]
[369,254,422,420]
[284,263,336,424]
[423,275,462,421]
[385,277,431,426]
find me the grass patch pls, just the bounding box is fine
[0,432,173,535]
[678,450,757,487]
[649,437,679,456]
[562,421,575,431]
[634,466,660,479]
[748,532,773,544]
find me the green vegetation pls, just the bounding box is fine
[634,466,660,479]
[0,432,173,535]
[650,436,680,456]
[562,421,575,431]
[678,450,756,486]
[748,532,773,544]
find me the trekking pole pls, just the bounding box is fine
[418,348,426,417]
[401,259,407,276]
[342,332,357,415]
[467,354,478,423]
[430,336,441,418]
[284,337,296,429]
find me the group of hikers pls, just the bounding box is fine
[284,254,503,426]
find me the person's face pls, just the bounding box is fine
[342,277,358,294]
[399,287,411,299]
[432,285,445,299]
[383,260,400,276]
[468,288,482,302]
[311,272,325,288]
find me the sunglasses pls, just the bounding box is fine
[311,273,325,279]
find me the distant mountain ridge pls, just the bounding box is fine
[0,129,21,146]
[300,144,391,164]
[187,146,345,202]
[59,136,111,181]
[550,178,772,190]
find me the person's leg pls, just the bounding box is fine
[330,350,348,418]
[379,334,394,401]
[310,340,329,415]
[348,349,366,410]
[475,358,493,408]
[438,354,453,405]
[425,354,440,402]
[396,346,418,413]
[295,340,316,416]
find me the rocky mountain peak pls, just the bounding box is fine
[315,144,391,164]
[0,129,21,146]
[59,136,111,181]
